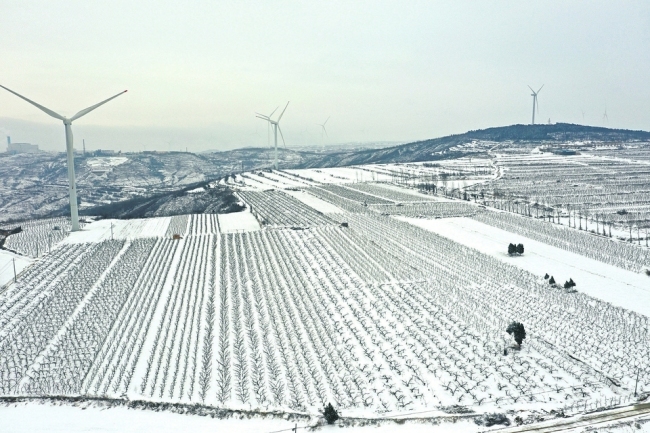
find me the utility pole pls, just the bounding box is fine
[635,369,640,397]
[13,258,17,283]
[292,423,298,433]
[110,222,114,240]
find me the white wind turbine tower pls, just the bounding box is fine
[0,85,127,231]
[256,101,289,170]
[317,116,330,151]
[528,85,544,124]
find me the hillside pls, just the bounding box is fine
[2,123,649,222]
[298,123,650,167]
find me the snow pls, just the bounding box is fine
[0,249,32,287]
[286,167,393,184]
[0,400,483,433]
[282,189,344,214]
[218,210,261,233]
[62,217,172,243]
[398,216,650,317]
[86,157,128,169]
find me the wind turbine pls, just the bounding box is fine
[256,102,289,170]
[528,85,543,124]
[0,85,127,231]
[317,116,330,150]
[603,108,608,122]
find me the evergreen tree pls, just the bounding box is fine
[569,278,575,287]
[549,276,556,285]
[323,403,340,424]
[516,243,524,255]
[508,243,516,255]
[544,273,549,279]
[506,322,526,347]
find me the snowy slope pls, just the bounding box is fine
[398,216,650,317]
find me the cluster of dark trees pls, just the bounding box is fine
[544,273,576,289]
[507,243,524,255]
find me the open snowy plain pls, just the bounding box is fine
[1,152,649,431]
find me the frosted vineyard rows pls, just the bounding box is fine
[3,217,72,258]
[473,211,650,273]
[0,193,647,416]
[470,149,650,229]
[237,190,335,227]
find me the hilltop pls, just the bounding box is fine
[299,123,650,167]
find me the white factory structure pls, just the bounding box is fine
[6,136,40,154]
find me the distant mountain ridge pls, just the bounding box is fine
[297,123,650,167]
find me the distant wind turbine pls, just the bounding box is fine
[528,85,544,125]
[603,108,608,122]
[0,85,127,232]
[256,102,289,170]
[317,116,330,150]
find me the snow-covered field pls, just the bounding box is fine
[399,216,650,317]
[0,250,32,287]
[2,158,650,430]
[218,210,261,233]
[0,399,488,433]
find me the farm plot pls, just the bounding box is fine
[400,216,650,317]
[186,214,220,236]
[282,189,344,214]
[165,215,189,237]
[63,217,172,244]
[472,211,650,272]
[238,190,336,227]
[345,183,430,203]
[137,235,216,403]
[0,240,125,394]
[371,201,480,218]
[202,219,646,414]
[304,187,371,214]
[469,151,650,237]
[81,238,183,399]
[318,184,393,205]
[3,217,71,257]
[346,182,439,203]
[0,209,647,417]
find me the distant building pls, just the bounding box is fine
[7,142,40,154]
[91,149,117,156]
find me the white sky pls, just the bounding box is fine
[1,1,649,152]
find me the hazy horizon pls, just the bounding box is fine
[2,1,649,152]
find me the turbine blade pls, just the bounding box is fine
[537,84,544,93]
[268,106,279,118]
[323,116,330,126]
[527,85,535,93]
[323,127,328,138]
[255,112,270,119]
[278,125,287,148]
[277,101,290,122]
[70,90,128,122]
[0,84,66,121]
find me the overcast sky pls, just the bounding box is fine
[1,1,649,152]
